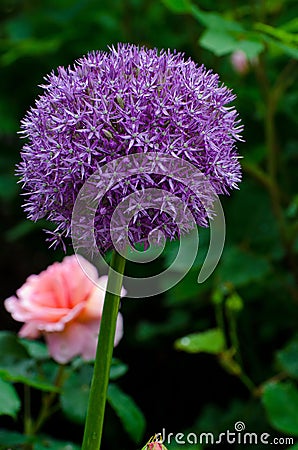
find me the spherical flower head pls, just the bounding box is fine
[4,255,125,364]
[18,43,243,253]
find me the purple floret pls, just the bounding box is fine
[18,43,243,253]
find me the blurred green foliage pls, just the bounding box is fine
[0,0,298,449]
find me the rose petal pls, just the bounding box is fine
[60,255,99,307]
[5,296,74,324]
[45,313,123,363]
[80,276,126,322]
[45,321,99,364]
[4,255,125,363]
[18,322,40,339]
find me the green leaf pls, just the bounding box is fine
[286,195,298,219]
[19,339,50,361]
[110,358,128,380]
[254,22,298,58]
[5,220,44,242]
[165,268,211,306]
[0,430,80,450]
[164,228,209,273]
[199,28,264,58]
[1,38,61,66]
[191,6,264,58]
[281,17,298,33]
[277,338,298,378]
[33,437,80,450]
[262,382,298,435]
[60,364,92,424]
[107,383,146,443]
[61,360,129,424]
[0,331,29,362]
[0,429,29,447]
[175,328,225,354]
[236,39,264,59]
[0,378,21,418]
[161,0,191,13]
[255,22,298,46]
[265,37,298,59]
[0,332,59,392]
[0,175,19,200]
[191,5,243,32]
[136,310,190,342]
[0,97,18,133]
[217,246,271,287]
[0,364,60,392]
[199,29,238,56]
[5,15,33,41]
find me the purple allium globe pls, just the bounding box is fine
[18,43,243,253]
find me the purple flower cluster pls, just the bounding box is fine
[18,43,243,253]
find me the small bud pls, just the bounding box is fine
[116,94,125,108]
[103,129,113,139]
[141,435,168,450]
[226,293,243,312]
[148,443,163,450]
[211,288,224,305]
[220,349,242,375]
[230,50,249,75]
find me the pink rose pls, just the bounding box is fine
[4,255,125,364]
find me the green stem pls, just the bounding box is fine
[226,309,242,365]
[239,371,256,394]
[24,385,32,437]
[82,251,126,450]
[253,56,298,298]
[32,365,65,435]
[215,302,227,350]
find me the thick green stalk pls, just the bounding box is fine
[82,251,126,450]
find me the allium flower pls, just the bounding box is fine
[18,43,243,253]
[4,255,125,364]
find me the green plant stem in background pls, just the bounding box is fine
[252,55,298,299]
[82,251,126,450]
[23,365,65,450]
[32,365,65,435]
[24,385,32,437]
